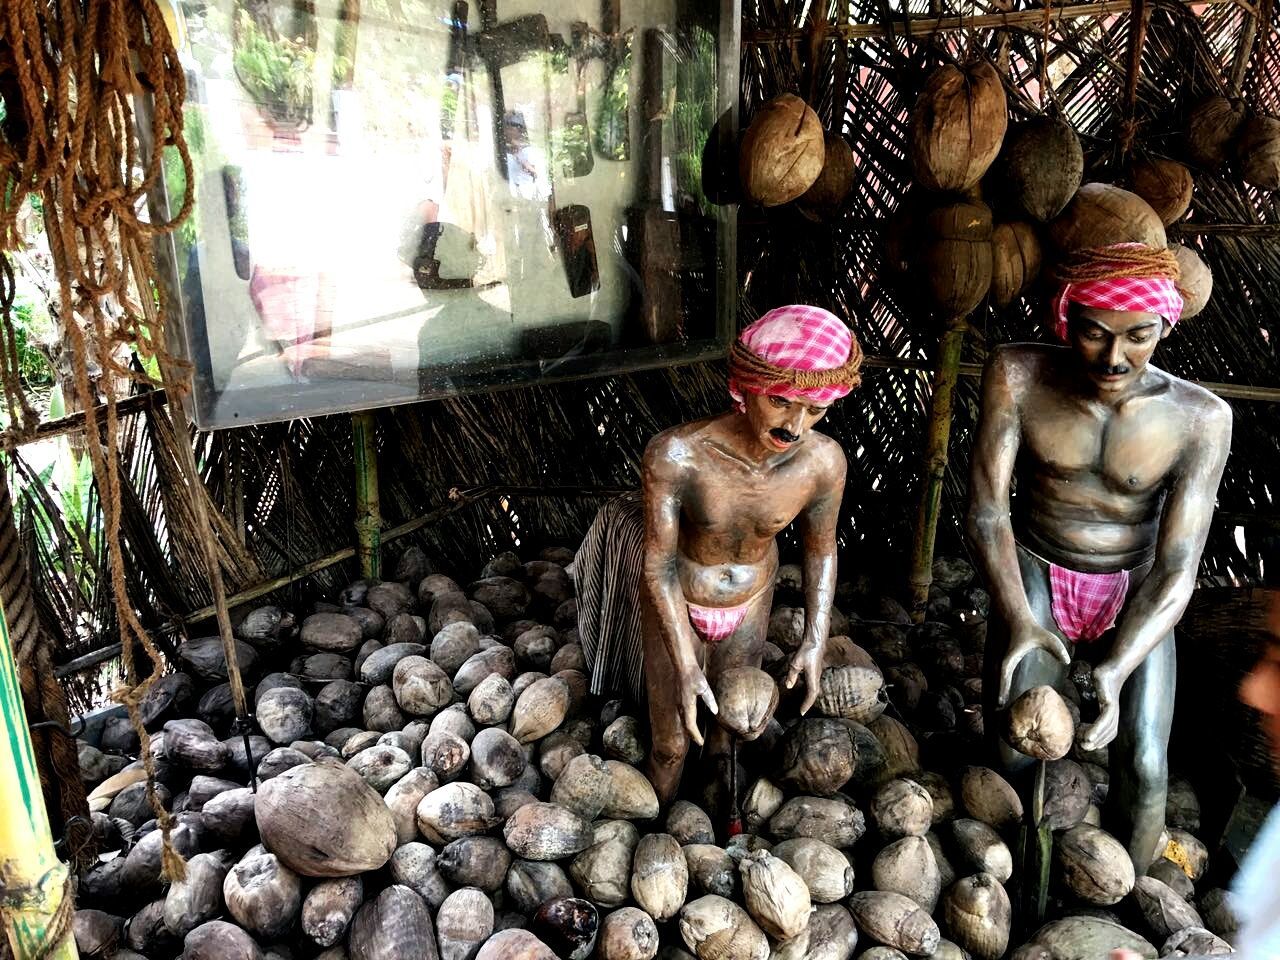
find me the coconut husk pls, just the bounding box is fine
[742,778,785,834]
[991,222,1043,308]
[303,877,364,948]
[347,745,412,793]
[683,844,737,899]
[921,201,994,315]
[1185,97,1246,169]
[848,890,941,956]
[437,888,496,960]
[571,820,641,907]
[870,778,934,838]
[872,836,941,911]
[182,920,264,960]
[223,850,302,941]
[1057,824,1136,905]
[508,860,575,915]
[771,838,854,903]
[780,718,855,795]
[910,61,1008,192]
[712,666,779,740]
[1005,686,1073,761]
[1042,758,1092,832]
[1129,158,1194,225]
[503,801,593,861]
[944,873,1011,960]
[999,117,1084,222]
[798,132,855,218]
[666,801,714,846]
[389,843,453,909]
[816,664,888,723]
[738,850,811,940]
[600,761,660,820]
[739,94,825,207]
[960,766,1023,829]
[1169,243,1213,318]
[1048,183,1166,253]
[363,685,407,733]
[678,895,770,960]
[349,885,438,960]
[950,819,1013,883]
[768,795,866,848]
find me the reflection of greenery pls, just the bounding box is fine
[594,35,631,161]
[555,117,592,179]
[233,9,316,128]
[672,26,716,214]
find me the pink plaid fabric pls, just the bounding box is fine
[729,305,855,410]
[1051,245,1184,341]
[1049,564,1131,642]
[687,601,750,644]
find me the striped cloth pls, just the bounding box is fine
[572,492,648,705]
[1051,247,1184,342]
[728,305,857,410]
[1049,563,1131,642]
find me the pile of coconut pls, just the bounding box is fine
[72,548,1241,960]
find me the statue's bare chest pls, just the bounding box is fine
[680,469,807,539]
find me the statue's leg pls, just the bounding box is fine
[985,546,1073,774]
[641,601,694,808]
[1107,630,1175,873]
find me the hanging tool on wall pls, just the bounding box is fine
[478,2,553,180]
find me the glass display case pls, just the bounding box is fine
[155,0,740,427]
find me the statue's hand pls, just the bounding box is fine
[675,660,718,747]
[1078,662,1124,751]
[785,639,825,716]
[997,621,1071,707]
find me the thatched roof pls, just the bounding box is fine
[16,0,1280,714]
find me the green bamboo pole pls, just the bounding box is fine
[0,593,78,960]
[352,411,381,580]
[908,316,967,621]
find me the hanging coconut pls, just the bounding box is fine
[990,222,1042,307]
[910,61,1008,192]
[1236,115,1280,189]
[999,116,1084,222]
[1170,243,1213,319]
[739,94,825,207]
[1129,158,1194,225]
[1185,96,1246,170]
[797,132,856,219]
[920,201,994,316]
[1048,183,1166,253]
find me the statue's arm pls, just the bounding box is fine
[966,348,1036,632]
[639,435,700,681]
[1105,397,1233,680]
[799,443,847,651]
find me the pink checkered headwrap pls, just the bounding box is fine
[1049,564,1131,643]
[1051,244,1184,341]
[728,305,860,411]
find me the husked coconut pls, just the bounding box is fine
[572,820,640,907]
[530,897,598,960]
[346,745,412,793]
[816,664,888,723]
[1056,823,1136,905]
[363,685,407,733]
[302,877,363,947]
[301,613,363,653]
[870,715,920,779]
[475,930,558,960]
[470,727,526,791]
[550,753,611,820]
[439,836,512,893]
[394,657,454,717]
[679,895,770,960]
[183,920,263,960]
[950,819,1013,883]
[631,833,689,921]
[771,838,854,903]
[163,852,231,936]
[743,778,785,833]
[1162,926,1233,956]
[666,801,715,846]
[599,907,659,960]
[848,890,940,956]
[437,888,494,960]
[510,677,570,743]
[769,796,866,848]
[943,873,1011,960]
[603,715,647,764]
[872,836,941,911]
[1131,875,1203,939]
[1028,916,1155,959]
[684,844,737,899]
[1005,685,1074,760]
[1165,828,1210,880]
[780,718,855,795]
[739,94,824,207]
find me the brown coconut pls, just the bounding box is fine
[991,222,1042,308]
[1000,116,1084,222]
[743,778,785,834]
[816,664,888,723]
[1042,758,1092,832]
[1170,243,1213,319]
[712,666,779,740]
[1130,158,1194,225]
[599,907,659,960]
[950,819,1013,883]
[683,844,737,899]
[769,795,866,848]
[871,778,934,839]
[349,885,435,960]
[943,873,1011,960]
[870,715,920,780]
[1056,823,1136,905]
[572,820,641,907]
[960,766,1024,829]
[872,835,941,911]
[848,890,941,956]
[416,782,499,844]
[437,888,495,960]
[1048,182,1166,253]
[510,677,570,743]
[255,760,396,877]
[1186,96,1246,169]
[921,201,994,315]
[781,718,855,795]
[600,760,660,821]
[738,850,811,940]
[739,94,825,207]
[797,132,856,218]
[666,801,715,846]
[1005,685,1074,761]
[504,802,594,861]
[1131,875,1203,939]
[631,833,689,922]
[390,844,451,910]
[678,895,770,960]
[910,61,1008,192]
[770,838,854,903]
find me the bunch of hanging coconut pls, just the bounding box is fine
[738,94,826,207]
[71,548,1233,960]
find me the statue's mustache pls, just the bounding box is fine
[771,427,800,443]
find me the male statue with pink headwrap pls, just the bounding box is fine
[967,243,1233,873]
[573,305,862,808]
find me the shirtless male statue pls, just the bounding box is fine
[573,305,862,806]
[967,243,1232,871]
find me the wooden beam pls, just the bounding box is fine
[14,390,168,447]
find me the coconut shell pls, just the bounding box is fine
[1130,158,1194,225]
[739,94,825,207]
[303,877,363,947]
[872,836,941,911]
[437,888,495,960]
[848,890,941,956]
[921,201,994,315]
[1004,685,1073,760]
[223,850,302,940]
[549,752,612,820]
[1131,875,1202,939]
[509,677,570,743]
[1186,96,1246,170]
[712,667,779,740]
[249,757,389,880]
[999,116,1084,222]
[769,795,866,848]
[679,895,770,960]
[390,843,453,909]
[572,820,640,907]
[781,718,855,795]
[349,885,438,960]
[960,766,1023,829]
[1048,183,1166,253]
[598,907,659,960]
[1057,824,1136,905]
[417,782,499,844]
[1237,115,1280,189]
[944,873,1011,960]
[743,778,785,834]
[910,61,1008,192]
[183,920,264,960]
[798,132,855,217]
[1170,243,1213,318]
[816,664,888,723]
[439,836,513,893]
[768,837,853,903]
[600,760,660,820]
[738,849,811,940]
[1162,926,1233,956]
[950,819,1013,883]
[991,222,1042,308]
[871,779,934,839]
[1029,916,1156,959]
[666,800,715,846]
[503,802,593,861]
[475,930,558,960]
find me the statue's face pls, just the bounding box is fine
[1243,609,1280,767]
[743,392,831,453]
[1067,306,1171,394]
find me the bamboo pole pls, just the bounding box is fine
[352,411,381,581]
[0,595,78,960]
[907,317,968,621]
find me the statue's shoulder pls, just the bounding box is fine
[643,417,717,474]
[1157,369,1232,431]
[803,431,847,472]
[983,342,1060,399]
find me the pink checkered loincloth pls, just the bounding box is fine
[1049,563,1131,642]
[686,602,751,644]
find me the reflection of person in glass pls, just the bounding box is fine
[503,111,547,202]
